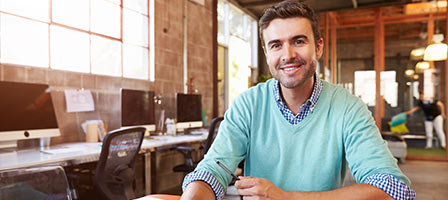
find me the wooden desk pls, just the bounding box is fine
[0,131,208,195]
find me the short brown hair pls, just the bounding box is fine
[259,1,321,48]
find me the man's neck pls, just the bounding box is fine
[279,76,315,115]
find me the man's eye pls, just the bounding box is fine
[270,44,281,49]
[295,40,304,45]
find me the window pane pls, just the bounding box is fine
[123,44,148,79]
[229,5,243,39]
[218,1,225,44]
[123,9,148,47]
[91,0,121,38]
[91,35,122,76]
[50,25,90,73]
[0,0,49,22]
[106,0,120,5]
[0,14,49,68]
[123,0,148,15]
[52,0,89,31]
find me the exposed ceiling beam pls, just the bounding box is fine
[240,0,283,8]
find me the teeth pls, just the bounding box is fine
[283,66,298,71]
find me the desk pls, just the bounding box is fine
[0,131,208,195]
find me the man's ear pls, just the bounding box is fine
[316,38,324,59]
[262,44,267,55]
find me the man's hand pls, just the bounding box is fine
[234,176,287,200]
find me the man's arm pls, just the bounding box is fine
[181,181,215,200]
[235,176,393,200]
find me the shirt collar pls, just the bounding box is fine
[273,73,323,109]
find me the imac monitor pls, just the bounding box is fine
[121,89,156,133]
[0,81,60,149]
[176,93,203,131]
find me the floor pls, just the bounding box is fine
[400,160,448,200]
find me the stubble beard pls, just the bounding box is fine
[271,59,316,89]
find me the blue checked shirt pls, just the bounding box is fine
[183,74,415,200]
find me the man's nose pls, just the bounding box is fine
[281,44,295,62]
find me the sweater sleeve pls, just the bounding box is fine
[194,92,252,192]
[342,96,411,186]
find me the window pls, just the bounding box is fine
[218,0,258,108]
[0,0,152,80]
[354,70,397,107]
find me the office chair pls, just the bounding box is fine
[173,117,224,173]
[0,165,73,200]
[94,127,145,200]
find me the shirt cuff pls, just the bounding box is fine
[182,170,225,200]
[364,173,416,200]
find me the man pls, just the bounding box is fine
[181,1,416,199]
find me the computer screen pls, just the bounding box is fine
[121,89,155,131]
[176,93,203,130]
[0,81,60,148]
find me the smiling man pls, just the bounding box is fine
[181,1,416,200]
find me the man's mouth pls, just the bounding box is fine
[282,65,300,71]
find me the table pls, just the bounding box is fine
[0,131,208,194]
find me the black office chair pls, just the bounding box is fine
[94,127,145,200]
[173,117,224,173]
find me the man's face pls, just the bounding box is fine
[262,17,323,89]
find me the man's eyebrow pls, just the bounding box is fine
[266,39,281,47]
[291,35,308,41]
[266,35,309,47]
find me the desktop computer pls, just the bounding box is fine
[0,81,60,150]
[176,93,203,133]
[121,88,156,135]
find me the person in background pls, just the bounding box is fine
[181,1,416,199]
[405,91,446,149]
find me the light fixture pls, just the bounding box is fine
[415,61,431,73]
[423,0,447,61]
[405,69,415,76]
[413,74,420,80]
[410,47,426,60]
[424,34,448,61]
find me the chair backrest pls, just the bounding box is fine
[0,165,72,200]
[203,117,224,155]
[94,127,145,200]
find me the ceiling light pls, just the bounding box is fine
[415,61,431,73]
[410,48,426,60]
[405,69,415,76]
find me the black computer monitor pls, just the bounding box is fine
[0,81,60,149]
[121,89,156,132]
[176,93,203,130]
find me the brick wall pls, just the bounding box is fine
[0,0,214,146]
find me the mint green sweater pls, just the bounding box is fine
[196,79,409,192]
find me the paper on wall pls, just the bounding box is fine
[64,89,95,112]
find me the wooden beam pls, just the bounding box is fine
[240,0,282,8]
[374,8,385,131]
[330,12,337,84]
[338,13,447,28]
[212,0,218,118]
[427,14,434,44]
[427,15,435,70]
[324,13,330,81]
[445,5,448,159]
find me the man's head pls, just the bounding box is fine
[260,1,323,90]
[259,1,321,48]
